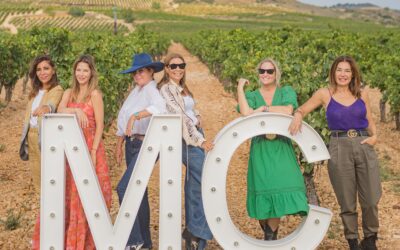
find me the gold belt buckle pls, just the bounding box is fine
[347,129,358,138]
[265,134,277,140]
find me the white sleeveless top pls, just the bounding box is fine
[30,89,45,128]
[183,95,198,126]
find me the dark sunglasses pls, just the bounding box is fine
[168,63,186,70]
[258,68,275,75]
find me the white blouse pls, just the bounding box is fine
[183,95,198,126]
[30,89,45,128]
[116,80,166,137]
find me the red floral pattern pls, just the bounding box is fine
[32,102,112,250]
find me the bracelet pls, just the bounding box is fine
[294,108,304,117]
[133,112,140,120]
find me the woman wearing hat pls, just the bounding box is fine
[116,53,166,250]
[158,53,213,250]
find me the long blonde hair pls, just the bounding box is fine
[158,53,193,97]
[70,54,99,103]
[256,58,281,86]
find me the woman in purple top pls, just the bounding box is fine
[289,56,381,250]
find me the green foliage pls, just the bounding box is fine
[72,26,168,126]
[0,209,22,231]
[22,27,74,88]
[68,7,85,17]
[151,2,161,10]
[201,0,215,3]
[1,27,167,127]
[44,6,56,16]
[0,32,27,102]
[183,27,400,140]
[120,8,135,23]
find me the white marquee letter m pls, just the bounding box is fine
[40,114,182,250]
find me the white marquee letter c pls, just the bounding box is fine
[202,113,333,250]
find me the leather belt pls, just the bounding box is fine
[259,134,284,140]
[330,129,369,138]
[129,134,145,141]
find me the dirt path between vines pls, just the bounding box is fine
[0,42,399,249]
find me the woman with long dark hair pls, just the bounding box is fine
[22,55,63,249]
[20,54,63,191]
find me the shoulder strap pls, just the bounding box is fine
[327,87,333,97]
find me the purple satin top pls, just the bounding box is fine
[326,98,369,130]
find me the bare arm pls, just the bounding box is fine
[57,89,74,114]
[288,88,326,135]
[58,89,89,128]
[90,90,104,166]
[268,105,293,115]
[237,78,265,116]
[360,89,377,145]
[125,109,152,136]
[91,90,104,152]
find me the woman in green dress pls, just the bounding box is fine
[237,58,309,240]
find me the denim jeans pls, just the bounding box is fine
[117,137,152,248]
[182,136,213,249]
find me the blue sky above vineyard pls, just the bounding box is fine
[298,0,400,10]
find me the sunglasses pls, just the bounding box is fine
[168,63,186,70]
[258,68,275,75]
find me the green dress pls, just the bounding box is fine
[238,86,309,219]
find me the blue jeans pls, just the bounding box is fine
[117,137,152,248]
[182,137,213,249]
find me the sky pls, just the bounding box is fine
[298,0,400,10]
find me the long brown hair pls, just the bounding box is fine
[70,54,99,103]
[158,53,193,97]
[329,55,362,98]
[28,55,59,99]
